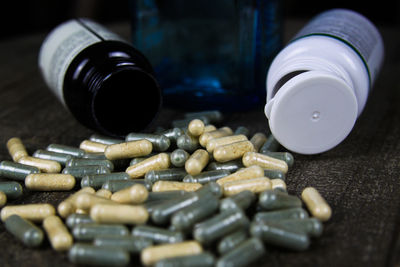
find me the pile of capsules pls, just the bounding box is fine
[0,110,332,267]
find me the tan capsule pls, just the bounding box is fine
[25,173,75,191]
[301,187,332,222]
[1,203,55,222]
[57,187,95,218]
[152,181,202,192]
[204,124,217,133]
[188,119,205,136]
[79,140,107,153]
[111,184,149,204]
[0,191,7,207]
[43,215,73,251]
[75,192,117,212]
[95,189,113,199]
[126,153,170,178]
[185,149,209,175]
[213,140,255,163]
[90,203,149,225]
[18,156,61,173]
[242,152,288,174]
[222,177,272,196]
[141,241,203,266]
[271,179,287,191]
[105,140,153,160]
[250,132,267,152]
[206,134,248,153]
[216,165,264,186]
[199,127,233,147]
[7,137,28,162]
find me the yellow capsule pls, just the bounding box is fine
[213,140,255,163]
[1,203,56,222]
[126,153,170,178]
[90,203,149,225]
[222,177,272,196]
[250,132,267,152]
[75,192,117,212]
[79,140,107,153]
[185,149,209,175]
[152,181,202,192]
[301,187,332,222]
[203,125,217,133]
[188,119,205,136]
[141,241,203,266]
[25,173,75,191]
[95,189,113,199]
[111,184,149,204]
[216,166,264,186]
[58,187,95,218]
[6,137,28,162]
[43,215,73,251]
[199,127,233,147]
[18,156,61,173]
[206,134,248,153]
[0,191,7,207]
[242,152,288,174]
[271,179,287,191]
[105,140,153,160]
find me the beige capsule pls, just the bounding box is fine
[152,181,202,192]
[271,179,287,191]
[213,140,255,163]
[188,119,205,136]
[242,152,288,174]
[95,189,113,199]
[203,125,217,133]
[58,187,95,218]
[126,153,170,178]
[18,156,61,173]
[79,140,107,153]
[90,203,149,225]
[43,215,73,251]
[6,137,28,162]
[185,149,209,175]
[301,187,332,222]
[25,173,75,191]
[222,177,272,196]
[111,184,149,204]
[75,192,117,212]
[199,127,233,147]
[206,134,248,153]
[141,241,203,266]
[250,132,267,152]
[1,203,55,222]
[0,191,7,207]
[105,140,153,160]
[216,165,264,186]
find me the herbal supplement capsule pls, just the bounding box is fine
[213,140,255,163]
[206,159,243,173]
[33,149,72,166]
[262,151,294,168]
[185,149,209,175]
[132,225,184,244]
[111,184,149,204]
[172,117,209,128]
[66,213,94,228]
[183,169,230,184]
[126,153,170,178]
[234,126,250,137]
[105,139,153,160]
[188,119,205,136]
[1,203,56,222]
[7,137,29,162]
[146,190,186,203]
[277,218,324,237]
[250,133,268,152]
[83,152,107,160]
[0,191,6,206]
[130,157,147,166]
[155,252,215,267]
[216,165,264,186]
[91,203,149,225]
[259,190,302,210]
[250,221,310,251]
[0,160,40,181]
[89,134,124,145]
[199,126,233,147]
[264,169,286,180]
[75,192,117,211]
[72,223,129,241]
[95,189,112,199]
[206,134,248,153]
[271,179,287,192]
[152,181,202,192]
[126,133,170,152]
[203,124,217,133]
[254,207,309,223]
[66,158,114,171]
[195,181,223,198]
[242,152,288,173]
[220,190,256,212]
[81,172,130,189]
[18,156,61,173]
[94,235,153,253]
[0,181,23,199]
[47,144,85,158]
[161,128,185,143]
[62,165,110,179]
[145,168,187,184]
[4,214,44,247]
[170,149,190,167]
[25,173,75,191]
[222,177,272,197]
[259,134,280,153]
[141,241,203,266]
[79,140,107,153]
[43,215,73,251]
[301,187,332,221]
[102,179,150,192]
[176,134,200,153]
[58,187,96,218]
[216,237,266,267]
[193,210,249,244]
[217,230,248,255]
[69,243,130,266]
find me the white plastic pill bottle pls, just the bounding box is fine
[264,9,384,154]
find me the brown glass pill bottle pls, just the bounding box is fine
[39,18,161,137]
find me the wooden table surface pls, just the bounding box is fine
[0,19,399,267]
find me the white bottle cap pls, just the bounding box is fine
[265,71,358,154]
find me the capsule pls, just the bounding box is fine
[6,137,28,162]
[195,181,223,198]
[94,235,153,253]
[104,140,153,160]
[183,169,230,184]
[75,192,117,211]
[79,140,108,153]
[81,172,130,189]
[199,127,233,147]
[264,169,286,181]
[184,110,223,124]
[0,181,23,199]
[258,190,302,210]
[69,243,130,266]
[111,184,149,204]
[185,149,209,175]
[33,149,72,166]
[250,133,268,152]
[259,134,280,153]
[62,165,111,179]
[145,168,187,184]
[72,223,129,241]
[233,126,250,137]
[160,128,185,143]
[89,134,124,145]
[1,203,56,222]
[155,252,215,267]
[271,179,287,192]
[91,204,149,225]
[126,153,170,178]
[4,214,44,247]
[217,230,248,255]
[301,187,332,222]
[132,225,184,244]
[0,160,40,181]
[242,152,288,173]
[25,173,76,191]
[146,190,188,203]
[261,151,294,168]
[176,134,200,153]
[206,134,248,153]
[95,189,113,199]
[66,213,94,229]
[188,119,205,136]
[219,190,256,212]
[213,140,255,162]
[102,179,151,193]
[126,133,170,152]
[170,149,190,167]
[223,177,272,197]
[47,144,85,158]
[172,117,209,128]
[277,218,324,237]
[141,241,203,266]
[83,152,107,160]
[66,158,114,171]
[206,159,243,173]
[152,181,202,192]
[58,187,96,218]
[43,215,73,251]
[216,166,264,186]
[254,207,309,223]
[18,156,61,173]
[0,191,6,207]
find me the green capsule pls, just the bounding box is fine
[170,149,190,167]
[83,152,107,160]
[32,149,72,166]
[217,230,248,255]
[258,190,302,210]
[193,210,249,244]
[161,128,185,143]
[81,172,130,189]
[183,169,230,184]
[69,243,130,266]
[259,134,280,153]
[66,213,94,229]
[126,133,170,151]
[47,144,85,158]
[4,214,43,247]
[90,134,124,145]
[132,225,185,244]
[264,169,286,181]
[261,151,294,168]
[206,159,243,173]
[184,110,223,124]
[277,218,324,237]
[62,165,110,179]
[146,190,188,203]
[176,134,200,153]
[195,181,222,198]
[250,221,310,251]
[0,160,40,181]
[155,252,215,267]
[0,181,23,199]
[216,237,266,267]
[94,235,153,253]
[145,168,187,184]
[219,190,256,212]
[129,157,147,166]
[254,207,309,223]
[66,158,114,171]
[72,223,129,241]
[233,126,250,138]
[102,179,151,192]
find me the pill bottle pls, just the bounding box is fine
[264,9,384,154]
[39,18,161,137]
